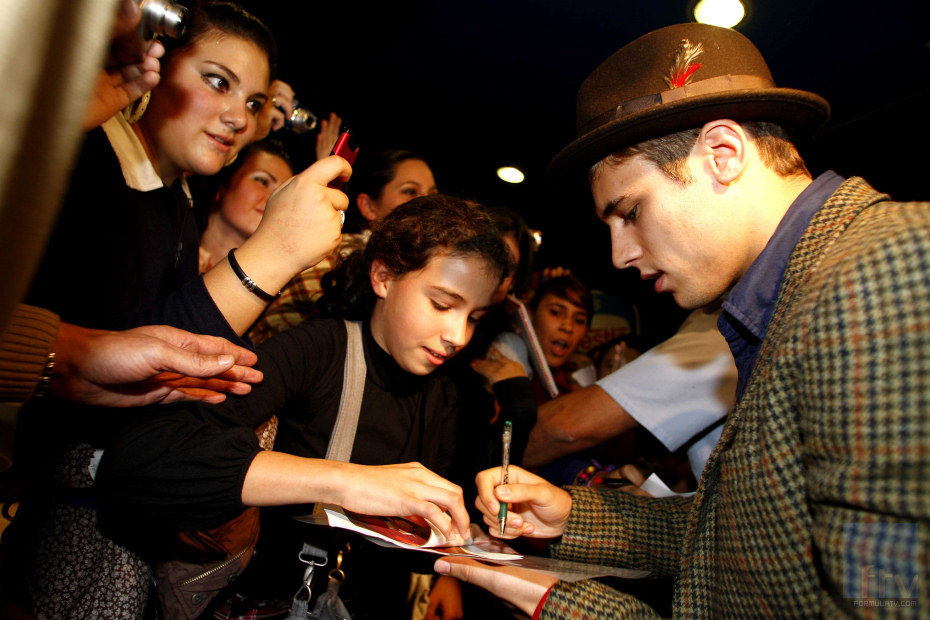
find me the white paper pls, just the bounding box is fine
[639,473,696,498]
[570,364,597,388]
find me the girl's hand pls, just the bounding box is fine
[248,155,351,274]
[474,466,571,539]
[470,346,526,384]
[330,462,471,543]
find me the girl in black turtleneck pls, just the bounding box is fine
[94,195,513,617]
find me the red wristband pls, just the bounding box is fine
[532,584,555,620]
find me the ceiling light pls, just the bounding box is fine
[693,0,745,28]
[496,166,525,184]
[531,229,543,248]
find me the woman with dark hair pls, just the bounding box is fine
[94,195,512,617]
[5,3,351,616]
[249,148,437,343]
[25,1,346,339]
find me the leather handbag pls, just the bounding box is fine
[155,506,261,619]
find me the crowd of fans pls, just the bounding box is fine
[0,1,926,619]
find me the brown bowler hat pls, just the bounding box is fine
[549,23,830,179]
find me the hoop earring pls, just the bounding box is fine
[124,91,151,124]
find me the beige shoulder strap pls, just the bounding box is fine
[324,320,366,462]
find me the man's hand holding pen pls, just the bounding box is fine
[475,465,572,539]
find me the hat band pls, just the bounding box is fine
[580,74,776,135]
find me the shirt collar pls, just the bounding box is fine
[101,113,166,192]
[722,171,846,341]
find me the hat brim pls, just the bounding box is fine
[548,87,830,183]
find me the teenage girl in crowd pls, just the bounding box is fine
[4,3,350,616]
[198,138,295,273]
[471,275,593,467]
[94,196,512,618]
[249,149,438,343]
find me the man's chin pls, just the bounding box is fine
[672,288,720,310]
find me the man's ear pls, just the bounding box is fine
[370,259,393,299]
[357,193,379,222]
[698,120,748,186]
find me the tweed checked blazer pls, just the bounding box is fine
[540,178,930,618]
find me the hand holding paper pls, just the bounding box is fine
[434,556,558,616]
[328,461,470,542]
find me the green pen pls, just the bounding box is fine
[498,420,512,537]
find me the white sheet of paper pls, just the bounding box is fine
[640,473,696,498]
[570,364,597,387]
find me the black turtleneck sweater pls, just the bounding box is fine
[96,318,460,533]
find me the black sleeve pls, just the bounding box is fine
[95,322,332,531]
[431,376,461,479]
[491,377,537,466]
[136,276,244,344]
[25,129,245,346]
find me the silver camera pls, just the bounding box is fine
[284,98,318,134]
[137,0,188,42]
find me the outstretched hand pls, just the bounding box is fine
[474,465,572,539]
[51,322,262,407]
[331,461,471,544]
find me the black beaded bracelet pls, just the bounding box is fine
[227,248,281,302]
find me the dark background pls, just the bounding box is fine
[239,0,930,340]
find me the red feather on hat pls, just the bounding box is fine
[665,39,704,89]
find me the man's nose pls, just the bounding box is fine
[611,227,642,269]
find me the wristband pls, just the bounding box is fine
[227,248,281,302]
[34,351,56,398]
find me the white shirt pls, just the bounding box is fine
[596,304,737,479]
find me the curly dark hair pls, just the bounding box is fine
[319,194,513,320]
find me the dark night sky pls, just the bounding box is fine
[239,0,930,340]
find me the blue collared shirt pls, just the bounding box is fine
[718,171,846,400]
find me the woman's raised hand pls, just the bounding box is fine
[83,0,165,130]
[246,155,351,274]
[255,79,296,140]
[474,465,572,539]
[315,112,343,161]
[330,462,471,544]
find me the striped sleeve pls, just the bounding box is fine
[0,304,59,402]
